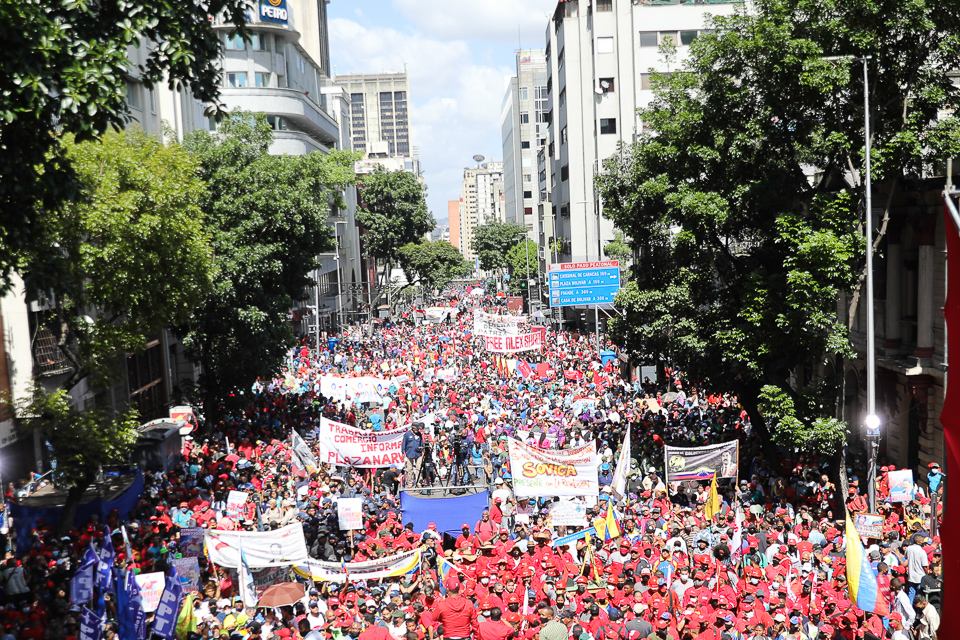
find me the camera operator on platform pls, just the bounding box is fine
[403,423,423,487]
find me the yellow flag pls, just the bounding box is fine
[704,474,721,521]
[176,593,197,640]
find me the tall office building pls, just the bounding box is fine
[501,50,549,240]
[459,162,505,265]
[334,72,411,156]
[544,0,739,264]
[447,200,461,251]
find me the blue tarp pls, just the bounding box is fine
[10,471,144,554]
[400,490,489,537]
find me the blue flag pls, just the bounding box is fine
[118,570,146,640]
[71,545,98,604]
[97,531,115,593]
[79,606,102,640]
[151,565,183,639]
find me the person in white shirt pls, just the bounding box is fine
[891,578,916,628]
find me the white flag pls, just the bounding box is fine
[612,425,631,499]
[291,431,318,474]
[238,544,257,608]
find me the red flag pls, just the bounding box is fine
[604,359,613,373]
[517,360,532,379]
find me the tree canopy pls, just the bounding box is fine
[397,240,470,292]
[505,240,538,294]
[180,114,356,424]
[0,0,250,294]
[357,167,434,268]
[597,0,960,457]
[470,218,527,272]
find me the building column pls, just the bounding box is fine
[914,215,937,360]
[883,218,903,354]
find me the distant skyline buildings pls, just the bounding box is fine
[334,72,412,157]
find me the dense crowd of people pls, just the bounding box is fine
[0,293,945,640]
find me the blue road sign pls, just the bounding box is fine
[548,261,621,307]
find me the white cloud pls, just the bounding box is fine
[330,17,514,223]
[392,0,556,45]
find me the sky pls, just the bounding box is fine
[327,0,557,225]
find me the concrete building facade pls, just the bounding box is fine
[501,50,549,241]
[447,201,461,251]
[334,72,412,157]
[459,162,505,265]
[543,0,739,265]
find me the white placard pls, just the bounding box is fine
[337,498,364,530]
[507,438,599,498]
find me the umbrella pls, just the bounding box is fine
[225,453,240,464]
[257,582,306,608]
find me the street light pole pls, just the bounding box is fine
[826,54,878,510]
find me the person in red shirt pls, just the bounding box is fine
[477,606,515,640]
[434,577,479,640]
[456,525,479,549]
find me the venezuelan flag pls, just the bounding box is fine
[438,556,456,595]
[603,502,622,540]
[845,514,889,615]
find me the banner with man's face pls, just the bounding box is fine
[664,441,739,482]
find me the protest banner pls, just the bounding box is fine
[888,469,916,502]
[507,438,599,498]
[549,527,596,548]
[294,549,421,582]
[571,397,598,414]
[320,376,393,403]
[473,310,527,337]
[317,417,408,468]
[178,528,205,557]
[252,566,288,592]
[225,491,248,518]
[484,332,543,353]
[205,523,309,568]
[134,572,165,612]
[664,441,740,482]
[853,513,884,539]
[548,499,588,527]
[170,557,201,592]
[337,498,364,530]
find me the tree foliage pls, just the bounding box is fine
[30,127,213,391]
[357,167,433,267]
[470,218,527,272]
[180,114,356,423]
[397,240,470,292]
[0,0,250,293]
[597,0,960,455]
[505,240,538,294]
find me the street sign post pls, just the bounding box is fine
[547,261,621,307]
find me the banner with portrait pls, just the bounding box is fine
[507,438,599,498]
[664,441,740,482]
[473,310,527,337]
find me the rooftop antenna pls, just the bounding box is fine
[473,154,485,169]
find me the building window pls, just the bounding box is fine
[639,31,658,47]
[224,33,244,50]
[521,141,531,149]
[351,93,364,103]
[524,207,533,215]
[394,91,406,100]
[519,87,529,100]
[296,55,305,73]
[147,87,156,113]
[561,126,568,144]
[523,190,533,199]
[266,115,289,131]
[520,112,530,124]
[227,72,247,88]
[597,37,614,54]
[599,77,615,93]
[680,30,698,45]
[660,31,678,46]
[597,0,613,11]
[380,91,393,102]
[250,33,268,51]
[600,118,617,134]
[561,165,569,182]
[524,174,532,183]
[558,47,565,69]
[254,72,270,87]
[126,80,141,109]
[559,88,566,106]
[640,73,652,90]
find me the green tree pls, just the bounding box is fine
[0,0,250,294]
[397,240,470,292]
[181,114,356,425]
[470,218,526,272]
[603,231,632,275]
[357,167,434,298]
[13,127,213,532]
[15,385,140,534]
[505,240,538,294]
[597,0,960,463]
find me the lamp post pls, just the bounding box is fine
[825,54,878,510]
